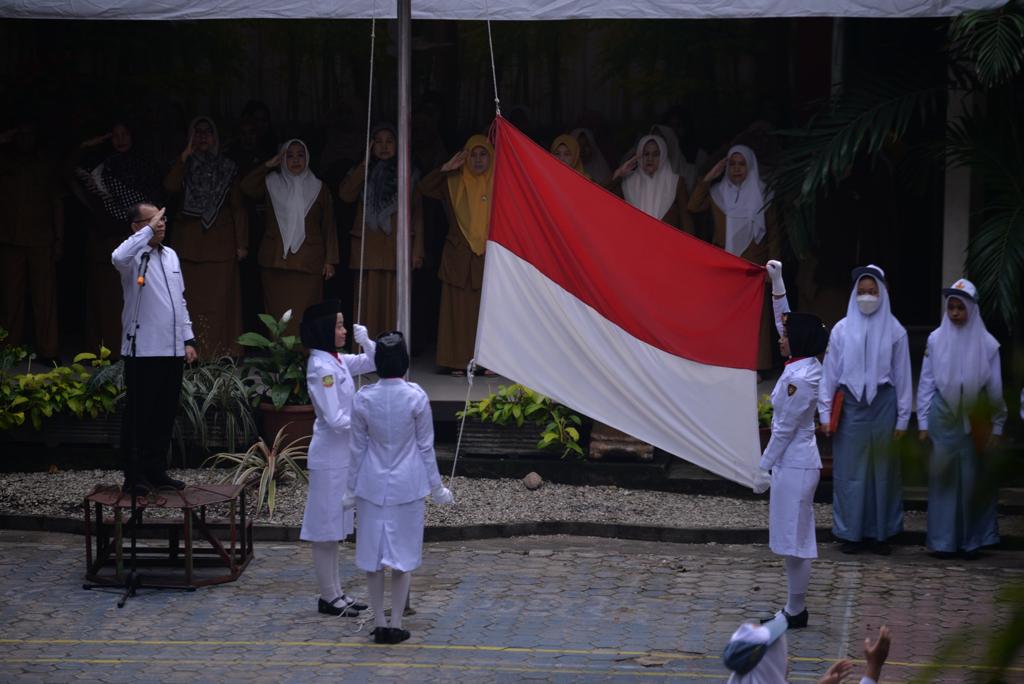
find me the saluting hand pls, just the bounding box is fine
[441,151,467,172]
[612,154,638,181]
[180,139,194,163]
[265,150,284,169]
[704,158,727,182]
[81,132,113,148]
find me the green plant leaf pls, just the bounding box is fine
[237,332,273,348]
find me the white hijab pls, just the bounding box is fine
[265,139,323,259]
[622,134,679,221]
[650,123,698,191]
[710,144,769,256]
[931,288,999,411]
[570,128,612,185]
[840,267,906,404]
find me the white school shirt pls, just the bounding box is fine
[760,296,822,470]
[305,347,376,470]
[916,331,1006,435]
[348,379,443,506]
[817,318,913,430]
[111,225,195,357]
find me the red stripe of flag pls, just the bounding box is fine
[489,118,765,370]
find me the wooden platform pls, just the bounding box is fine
[83,483,253,588]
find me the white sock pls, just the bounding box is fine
[390,570,412,629]
[312,541,340,602]
[367,570,387,628]
[784,556,811,615]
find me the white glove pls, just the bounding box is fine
[341,490,357,510]
[766,260,785,296]
[431,485,454,505]
[353,323,370,347]
[751,469,771,494]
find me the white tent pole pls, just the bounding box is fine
[397,0,412,360]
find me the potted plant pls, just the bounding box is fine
[237,310,315,443]
[174,357,260,459]
[459,383,586,459]
[205,425,309,518]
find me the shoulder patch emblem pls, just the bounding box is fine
[322,375,335,388]
[787,384,798,396]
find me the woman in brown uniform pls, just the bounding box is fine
[687,144,780,370]
[338,124,424,339]
[418,134,493,375]
[609,134,694,234]
[164,116,247,357]
[242,138,338,337]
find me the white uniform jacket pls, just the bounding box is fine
[306,346,375,471]
[348,378,443,506]
[761,296,822,471]
[111,225,195,357]
[817,317,913,431]
[916,331,1006,435]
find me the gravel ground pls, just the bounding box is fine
[3,468,1021,536]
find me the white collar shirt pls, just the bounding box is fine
[111,225,195,357]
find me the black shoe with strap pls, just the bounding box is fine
[319,597,360,617]
[783,609,809,629]
[371,627,411,644]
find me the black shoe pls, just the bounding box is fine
[840,541,863,554]
[783,609,809,629]
[962,549,981,561]
[148,471,186,491]
[121,478,152,496]
[930,550,957,560]
[871,541,892,556]
[340,594,368,611]
[374,627,410,644]
[319,597,360,617]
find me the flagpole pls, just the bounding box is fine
[396,0,412,357]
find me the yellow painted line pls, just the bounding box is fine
[0,656,732,679]
[0,639,1018,675]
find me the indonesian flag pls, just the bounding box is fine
[475,118,766,487]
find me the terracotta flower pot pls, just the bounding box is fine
[258,402,315,446]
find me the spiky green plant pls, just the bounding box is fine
[204,425,309,518]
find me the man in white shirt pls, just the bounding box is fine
[111,203,198,493]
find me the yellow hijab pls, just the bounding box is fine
[550,133,589,178]
[447,134,494,256]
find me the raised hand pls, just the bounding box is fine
[441,150,467,172]
[703,158,726,182]
[264,150,284,169]
[612,154,639,181]
[82,132,113,148]
[180,139,194,163]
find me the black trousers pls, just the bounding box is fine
[121,356,183,480]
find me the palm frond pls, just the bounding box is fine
[949,1,1024,88]
[768,73,946,254]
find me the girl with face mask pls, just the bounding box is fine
[818,265,912,555]
[917,279,1005,559]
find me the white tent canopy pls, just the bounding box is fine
[0,0,1004,21]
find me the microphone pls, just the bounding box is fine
[137,251,151,286]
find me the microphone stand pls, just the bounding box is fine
[85,248,190,605]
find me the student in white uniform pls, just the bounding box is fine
[344,332,453,644]
[756,261,829,629]
[723,613,891,684]
[818,265,912,555]
[298,300,375,617]
[917,278,1006,559]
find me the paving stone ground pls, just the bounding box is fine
[0,531,1021,683]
